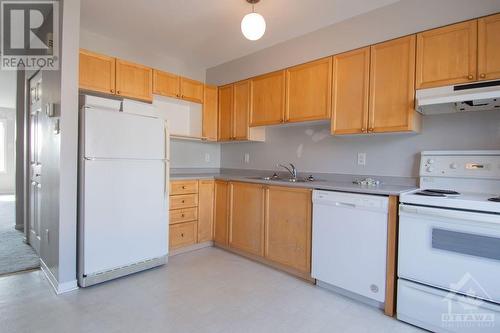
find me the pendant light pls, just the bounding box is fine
[241,0,266,41]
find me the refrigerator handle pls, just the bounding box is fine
[164,122,170,197]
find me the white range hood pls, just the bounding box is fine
[416,80,500,115]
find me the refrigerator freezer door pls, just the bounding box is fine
[82,159,168,275]
[84,108,165,160]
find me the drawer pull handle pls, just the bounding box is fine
[181,214,185,217]
[181,200,185,203]
[182,186,186,189]
[181,233,184,237]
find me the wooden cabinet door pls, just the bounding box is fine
[218,85,233,141]
[331,47,370,135]
[214,181,229,246]
[115,59,153,102]
[203,85,218,141]
[369,35,417,133]
[478,13,500,81]
[228,182,265,256]
[169,221,197,250]
[416,20,477,88]
[286,57,332,122]
[233,80,250,140]
[79,49,116,95]
[180,77,204,103]
[250,70,286,126]
[198,180,214,243]
[153,70,180,98]
[265,186,312,273]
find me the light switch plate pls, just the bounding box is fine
[244,153,250,164]
[357,153,366,166]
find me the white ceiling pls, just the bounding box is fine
[80,0,400,70]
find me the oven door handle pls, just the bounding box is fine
[400,205,500,227]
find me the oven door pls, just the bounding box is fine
[399,204,500,303]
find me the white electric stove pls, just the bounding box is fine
[397,151,500,333]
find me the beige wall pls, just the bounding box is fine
[207,0,500,85]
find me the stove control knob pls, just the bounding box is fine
[427,159,435,164]
[426,166,434,172]
[450,163,458,169]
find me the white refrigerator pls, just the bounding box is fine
[78,95,169,287]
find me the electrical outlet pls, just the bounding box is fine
[357,153,366,166]
[244,153,250,164]
[205,153,210,163]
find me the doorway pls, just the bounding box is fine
[0,70,39,276]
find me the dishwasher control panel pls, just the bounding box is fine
[313,190,389,211]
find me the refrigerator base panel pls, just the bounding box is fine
[79,255,167,287]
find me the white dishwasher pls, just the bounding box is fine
[312,190,389,305]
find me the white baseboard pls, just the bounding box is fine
[40,259,79,295]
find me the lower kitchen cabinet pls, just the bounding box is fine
[214,180,229,246]
[228,182,266,256]
[265,186,312,273]
[197,180,214,243]
[170,221,197,250]
[169,179,214,252]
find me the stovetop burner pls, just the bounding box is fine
[489,197,500,202]
[415,189,461,197]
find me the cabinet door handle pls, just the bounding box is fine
[480,73,486,79]
[361,128,366,133]
[182,186,186,189]
[117,90,121,94]
[110,89,115,93]
[368,128,374,133]
[467,75,474,80]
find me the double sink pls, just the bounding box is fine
[246,174,316,183]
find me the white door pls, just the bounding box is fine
[28,73,43,255]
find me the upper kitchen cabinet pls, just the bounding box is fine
[285,57,332,123]
[202,85,218,141]
[218,81,266,142]
[416,20,477,89]
[79,49,116,95]
[115,59,153,102]
[250,70,286,126]
[331,47,370,135]
[478,13,500,81]
[180,77,204,104]
[233,80,251,140]
[153,70,180,98]
[218,84,233,141]
[369,35,420,133]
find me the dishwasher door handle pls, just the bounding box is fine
[334,202,357,209]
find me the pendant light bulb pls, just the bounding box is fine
[241,1,266,41]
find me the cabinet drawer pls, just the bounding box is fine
[170,194,198,210]
[170,207,198,224]
[169,221,197,250]
[170,180,199,195]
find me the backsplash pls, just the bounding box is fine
[220,111,500,178]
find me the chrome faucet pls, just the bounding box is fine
[278,163,297,179]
